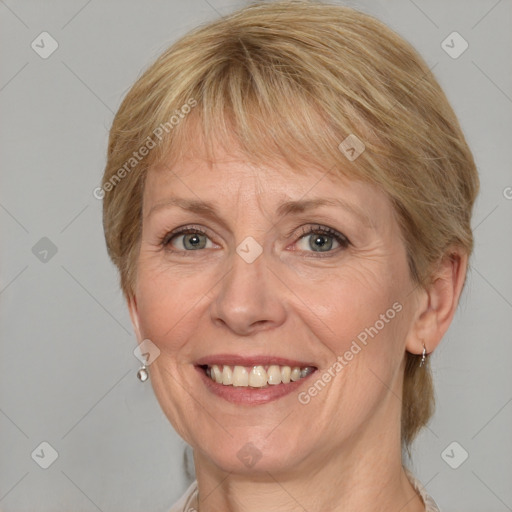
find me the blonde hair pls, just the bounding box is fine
[101,0,479,451]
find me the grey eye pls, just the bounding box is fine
[296,231,345,253]
[165,230,214,251]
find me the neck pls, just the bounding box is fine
[191,414,424,512]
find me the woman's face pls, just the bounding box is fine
[129,144,422,475]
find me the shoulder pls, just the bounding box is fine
[168,480,198,512]
[404,467,441,512]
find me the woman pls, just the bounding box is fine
[100,1,479,510]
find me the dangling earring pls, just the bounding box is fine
[137,362,149,382]
[134,338,159,382]
[419,343,427,367]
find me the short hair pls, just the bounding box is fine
[101,0,479,451]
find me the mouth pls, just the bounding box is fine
[194,355,319,405]
[198,363,317,388]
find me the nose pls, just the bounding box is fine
[209,245,287,336]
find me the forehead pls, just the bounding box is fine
[143,116,390,218]
[144,108,378,204]
[142,152,394,237]
[147,157,355,214]
[146,113,350,193]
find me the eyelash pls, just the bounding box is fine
[161,225,209,249]
[160,224,350,256]
[294,225,350,253]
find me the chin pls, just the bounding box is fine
[197,433,309,476]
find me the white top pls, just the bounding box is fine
[168,468,441,511]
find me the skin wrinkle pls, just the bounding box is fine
[127,145,434,512]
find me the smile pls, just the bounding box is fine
[201,364,317,388]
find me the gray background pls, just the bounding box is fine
[0,0,511,511]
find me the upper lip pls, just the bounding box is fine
[195,354,317,368]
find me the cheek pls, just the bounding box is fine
[290,260,401,353]
[135,262,209,348]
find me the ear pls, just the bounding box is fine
[127,293,143,342]
[406,248,468,356]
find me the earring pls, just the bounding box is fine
[137,362,149,382]
[419,343,427,368]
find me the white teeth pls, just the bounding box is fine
[205,364,316,387]
[211,364,223,384]
[248,366,267,387]
[232,366,249,387]
[267,365,282,385]
[290,367,301,381]
[221,365,233,385]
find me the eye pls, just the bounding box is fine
[160,224,350,255]
[161,226,215,251]
[294,225,350,254]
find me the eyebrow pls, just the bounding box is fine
[276,198,372,227]
[147,197,374,228]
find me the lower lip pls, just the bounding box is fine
[195,366,317,405]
